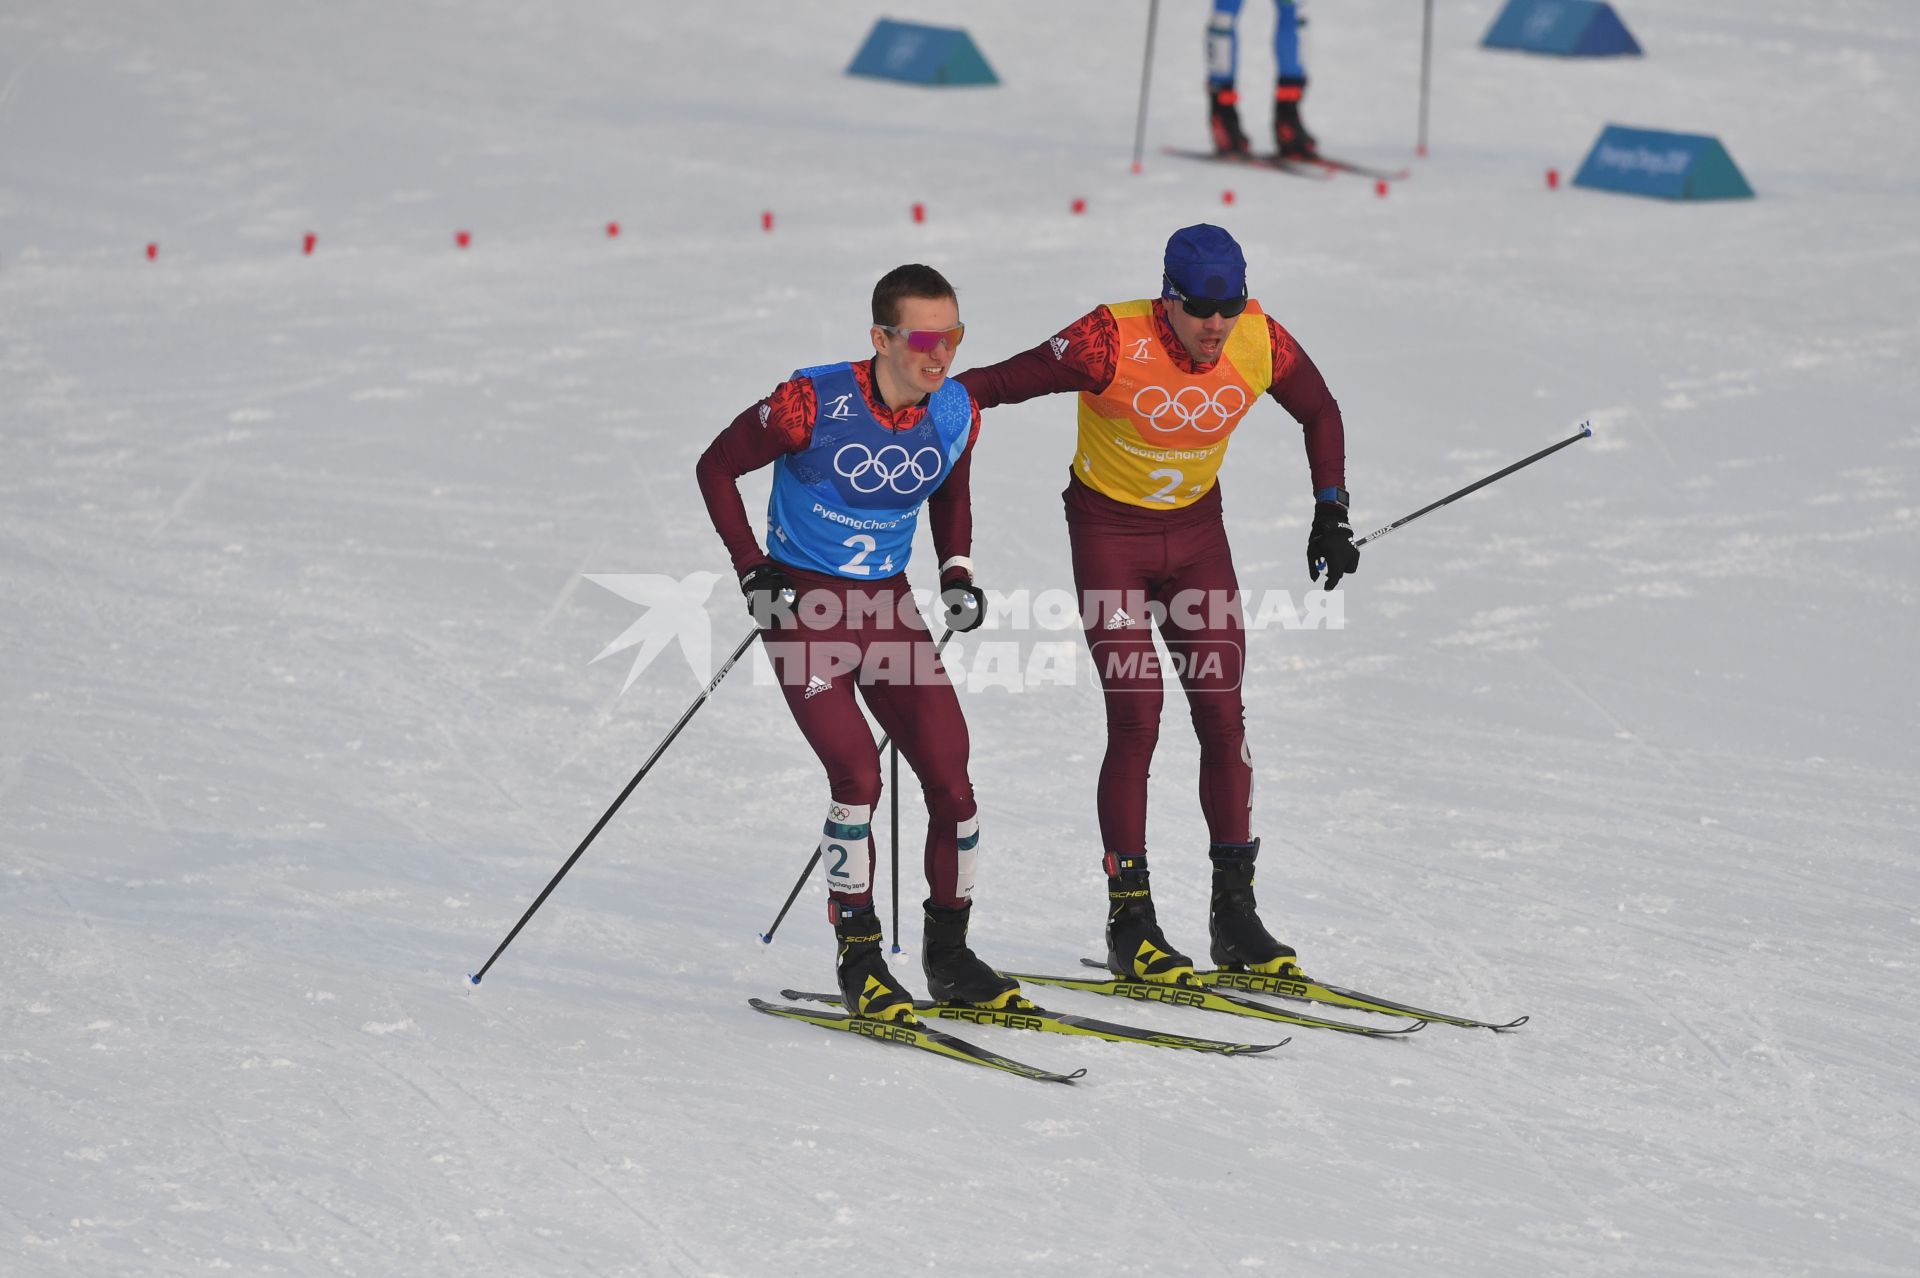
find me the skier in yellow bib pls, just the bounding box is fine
[958,224,1357,984]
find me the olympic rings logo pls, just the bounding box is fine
[833,442,944,495]
[1132,384,1248,434]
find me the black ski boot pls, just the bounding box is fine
[1103,854,1196,984]
[1208,839,1301,975]
[1209,84,1251,157]
[833,905,917,1023]
[921,900,1026,1009]
[1273,76,1319,160]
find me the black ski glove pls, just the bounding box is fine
[1306,500,1359,591]
[740,561,797,627]
[939,573,986,633]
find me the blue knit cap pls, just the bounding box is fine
[1162,224,1247,301]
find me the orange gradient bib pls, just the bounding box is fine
[1073,299,1273,509]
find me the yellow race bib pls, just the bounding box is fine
[1072,299,1273,509]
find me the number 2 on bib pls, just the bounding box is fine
[837,534,877,575]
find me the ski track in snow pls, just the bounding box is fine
[5,0,1920,1274]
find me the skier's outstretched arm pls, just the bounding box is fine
[956,307,1118,410]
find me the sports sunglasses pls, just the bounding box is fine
[1164,280,1249,320]
[877,323,966,353]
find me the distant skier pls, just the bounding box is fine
[1208,0,1318,159]
[957,224,1357,984]
[696,264,1023,1021]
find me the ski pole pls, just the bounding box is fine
[888,744,901,954]
[760,626,960,946]
[467,625,761,985]
[1417,0,1434,156]
[1130,0,1160,172]
[1353,421,1592,551]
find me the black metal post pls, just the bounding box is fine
[1131,0,1161,170]
[1418,0,1434,156]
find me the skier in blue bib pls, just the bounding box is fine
[696,264,1023,1022]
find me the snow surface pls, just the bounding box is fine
[4,1,1918,1274]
